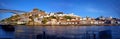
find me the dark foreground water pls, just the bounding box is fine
[0,26,120,39]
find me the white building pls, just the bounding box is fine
[34,16,43,24]
[51,19,57,24]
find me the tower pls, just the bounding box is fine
[33,8,39,12]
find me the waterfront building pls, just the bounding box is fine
[94,21,99,24]
[99,16,105,20]
[17,18,29,24]
[104,20,111,24]
[116,18,120,24]
[118,21,120,24]
[98,21,104,24]
[67,19,70,21]
[44,15,50,17]
[49,12,55,16]
[82,18,87,20]
[17,21,26,24]
[51,19,57,24]
[34,18,42,24]
[38,14,41,16]
[79,20,87,24]
[90,20,96,24]
[59,20,80,25]
[110,20,117,24]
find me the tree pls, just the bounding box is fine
[50,16,56,19]
[29,16,34,22]
[64,16,72,20]
[0,19,4,22]
[56,12,64,14]
[42,18,48,24]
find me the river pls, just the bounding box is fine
[0,26,120,39]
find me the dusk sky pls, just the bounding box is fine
[0,0,120,20]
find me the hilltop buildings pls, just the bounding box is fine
[4,8,120,25]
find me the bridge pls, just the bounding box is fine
[0,9,27,14]
[0,9,28,25]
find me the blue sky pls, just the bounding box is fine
[0,0,120,20]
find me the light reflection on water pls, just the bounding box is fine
[0,26,120,39]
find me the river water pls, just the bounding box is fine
[0,26,120,39]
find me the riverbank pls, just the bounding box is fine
[0,24,120,26]
[26,24,120,26]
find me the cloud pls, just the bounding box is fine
[86,8,104,13]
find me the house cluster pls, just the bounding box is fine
[16,8,120,25]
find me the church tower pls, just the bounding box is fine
[33,8,39,12]
[30,8,47,16]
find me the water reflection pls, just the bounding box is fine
[0,26,15,39]
[1,25,15,32]
[0,26,120,39]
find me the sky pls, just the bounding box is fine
[0,0,120,20]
